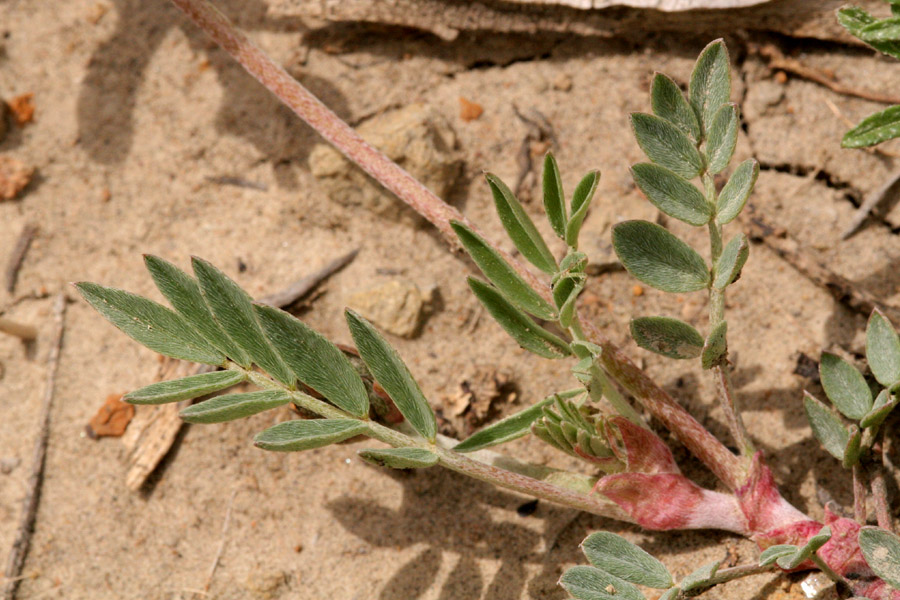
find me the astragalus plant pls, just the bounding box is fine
[76,1,900,597]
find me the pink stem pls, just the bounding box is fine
[166,0,746,492]
[853,464,867,524]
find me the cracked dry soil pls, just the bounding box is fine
[1,2,900,599]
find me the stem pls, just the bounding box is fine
[809,554,852,590]
[852,464,867,524]
[237,365,632,521]
[685,562,776,594]
[169,0,746,492]
[704,174,753,459]
[873,431,894,532]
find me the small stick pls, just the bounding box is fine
[746,213,900,325]
[840,168,900,240]
[852,464,867,524]
[0,317,37,341]
[203,488,237,592]
[204,175,267,192]
[2,293,66,600]
[759,44,900,105]
[257,248,359,308]
[871,465,893,532]
[4,224,37,294]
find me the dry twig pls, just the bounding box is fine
[257,248,359,308]
[840,169,900,240]
[0,317,37,341]
[204,488,238,592]
[2,293,66,600]
[4,224,37,294]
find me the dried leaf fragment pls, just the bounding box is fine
[0,156,34,201]
[7,93,35,126]
[87,393,136,438]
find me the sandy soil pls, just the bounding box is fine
[1,2,900,599]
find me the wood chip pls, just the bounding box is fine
[86,393,136,438]
[6,94,35,126]
[0,156,34,201]
[458,97,483,122]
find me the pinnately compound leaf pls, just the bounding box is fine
[843,105,900,149]
[705,103,739,174]
[819,352,873,420]
[630,113,703,179]
[358,447,439,469]
[451,221,557,320]
[254,304,369,418]
[454,393,561,452]
[180,389,292,424]
[559,566,644,600]
[713,233,749,290]
[542,152,567,239]
[866,309,900,387]
[581,532,673,589]
[487,173,558,274]
[858,527,900,590]
[125,369,246,405]
[75,282,225,365]
[254,418,368,452]
[689,39,731,136]
[144,255,252,367]
[565,170,601,248]
[630,163,711,226]
[346,310,437,441]
[716,159,758,224]
[804,391,849,461]
[468,278,571,359]
[650,73,700,140]
[679,560,721,593]
[612,220,710,293]
[191,258,294,386]
[701,320,728,369]
[630,316,704,360]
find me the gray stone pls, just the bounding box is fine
[346,280,426,339]
[309,104,461,224]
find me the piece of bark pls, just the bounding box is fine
[270,0,877,43]
[86,393,136,438]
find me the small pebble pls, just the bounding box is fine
[632,285,644,297]
[0,456,20,474]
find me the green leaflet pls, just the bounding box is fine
[630,163,711,226]
[581,532,673,589]
[843,426,863,469]
[859,527,900,590]
[144,255,251,367]
[716,159,758,224]
[565,170,601,248]
[650,73,700,140]
[346,310,437,441]
[552,273,585,329]
[358,447,439,469]
[659,588,680,600]
[454,393,563,452]
[861,389,898,429]
[254,304,369,418]
[542,152,567,240]
[679,560,720,593]
[713,233,749,290]
[486,173,557,274]
[254,419,368,452]
[468,277,571,359]
[838,7,900,60]
[866,309,900,387]
[559,566,644,600]
[775,527,832,570]
[701,321,728,369]
[630,316,704,360]
[759,545,796,567]
[75,282,225,365]
[630,113,703,179]
[125,370,246,405]
[842,105,900,149]
[612,220,710,293]
[804,392,849,461]
[451,221,557,320]
[819,352,873,420]
[859,16,900,42]
[689,39,731,136]
[192,258,294,386]
[180,389,292,424]
[705,104,739,175]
